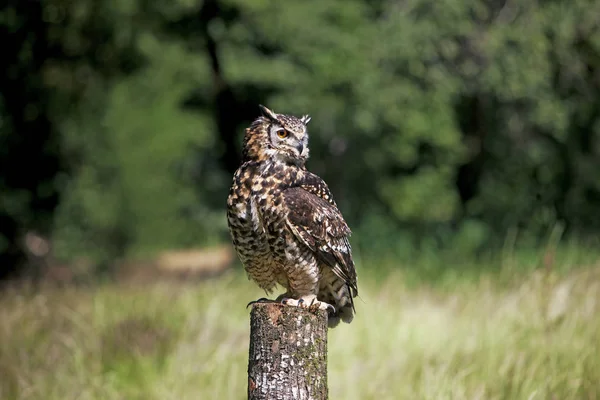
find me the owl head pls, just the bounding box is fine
[243,105,311,164]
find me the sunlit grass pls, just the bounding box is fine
[1,254,599,399]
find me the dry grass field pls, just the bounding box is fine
[1,251,599,400]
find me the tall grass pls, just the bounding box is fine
[1,251,599,399]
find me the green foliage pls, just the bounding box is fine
[53,32,223,261]
[2,0,600,266]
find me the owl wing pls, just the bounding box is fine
[282,174,358,297]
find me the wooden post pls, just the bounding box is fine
[247,303,328,400]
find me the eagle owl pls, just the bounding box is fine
[226,105,358,328]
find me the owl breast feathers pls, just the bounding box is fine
[226,105,358,328]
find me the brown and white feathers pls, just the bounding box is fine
[227,105,358,328]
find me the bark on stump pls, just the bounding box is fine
[247,303,328,400]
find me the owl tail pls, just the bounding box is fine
[327,302,354,328]
[320,281,355,328]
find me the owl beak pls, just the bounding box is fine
[296,142,304,155]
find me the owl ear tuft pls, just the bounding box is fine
[259,104,278,121]
[301,115,311,125]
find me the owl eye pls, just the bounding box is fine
[276,129,289,139]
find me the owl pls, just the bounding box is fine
[226,105,358,328]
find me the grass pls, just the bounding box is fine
[1,251,599,400]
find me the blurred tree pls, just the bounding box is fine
[0,0,142,278]
[0,0,65,279]
[2,0,600,279]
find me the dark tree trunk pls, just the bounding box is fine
[455,94,488,208]
[247,303,328,400]
[0,1,62,282]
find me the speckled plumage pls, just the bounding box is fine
[226,105,358,328]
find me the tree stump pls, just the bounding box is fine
[247,303,328,400]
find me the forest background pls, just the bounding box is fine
[2,0,600,275]
[1,1,600,398]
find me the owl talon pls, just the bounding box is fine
[281,297,335,314]
[279,297,295,307]
[246,297,276,309]
[309,301,335,314]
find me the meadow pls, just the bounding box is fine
[1,248,599,400]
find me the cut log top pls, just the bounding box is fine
[247,303,329,400]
